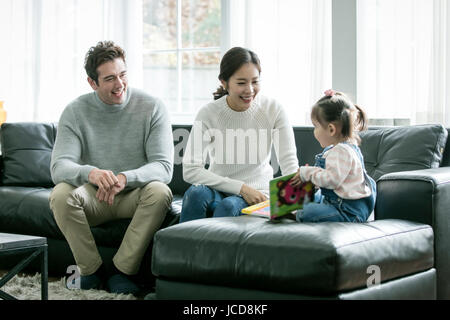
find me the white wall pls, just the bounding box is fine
[332,0,357,102]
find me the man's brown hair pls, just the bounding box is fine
[84,41,126,85]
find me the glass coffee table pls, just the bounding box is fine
[0,233,48,300]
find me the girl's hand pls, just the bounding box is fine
[240,184,268,205]
[291,164,310,187]
[290,168,302,187]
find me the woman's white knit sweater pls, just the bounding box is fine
[182,94,299,196]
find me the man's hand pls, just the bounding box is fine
[239,184,267,205]
[96,174,126,206]
[88,168,119,191]
[89,169,127,205]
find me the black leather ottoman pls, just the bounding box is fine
[151,216,436,299]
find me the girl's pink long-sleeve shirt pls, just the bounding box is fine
[299,143,372,200]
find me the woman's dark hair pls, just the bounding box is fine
[84,41,126,85]
[213,47,261,100]
[311,92,368,144]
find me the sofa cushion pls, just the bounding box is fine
[0,122,56,187]
[359,124,448,181]
[152,216,434,295]
[0,186,181,247]
[0,186,123,246]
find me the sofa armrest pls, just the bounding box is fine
[376,167,450,299]
[375,167,450,224]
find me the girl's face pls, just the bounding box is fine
[312,118,337,148]
[222,62,260,111]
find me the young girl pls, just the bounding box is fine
[291,89,376,223]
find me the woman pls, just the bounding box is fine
[180,47,299,222]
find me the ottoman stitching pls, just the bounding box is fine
[335,225,432,250]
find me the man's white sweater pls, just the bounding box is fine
[182,94,299,196]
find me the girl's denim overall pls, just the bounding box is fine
[296,143,376,223]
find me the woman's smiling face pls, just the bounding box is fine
[222,62,260,112]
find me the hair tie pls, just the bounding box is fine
[324,89,336,97]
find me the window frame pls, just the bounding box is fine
[142,0,227,123]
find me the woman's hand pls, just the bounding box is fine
[239,184,268,205]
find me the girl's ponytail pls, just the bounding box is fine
[354,104,368,132]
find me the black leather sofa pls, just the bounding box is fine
[0,122,184,285]
[1,122,450,299]
[150,124,450,300]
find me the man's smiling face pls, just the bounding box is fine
[88,58,128,105]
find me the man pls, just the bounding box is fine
[49,41,173,295]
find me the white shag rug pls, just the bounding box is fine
[1,273,137,300]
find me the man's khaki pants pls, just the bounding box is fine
[49,181,173,276]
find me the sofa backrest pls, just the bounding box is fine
[0,122,56,187]
[291,124,449,181]
[360,124,448,181]
[442,132,450,167]
[0,122,448,195]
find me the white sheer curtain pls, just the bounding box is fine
[225,0,332,125]
[0,0,143,123]
[357,0,450,126]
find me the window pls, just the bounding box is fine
[0,0,143,123]
[357,0,450,125]
[142,0,332,126]
[142,0,222,123]
[0,0,331,125]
